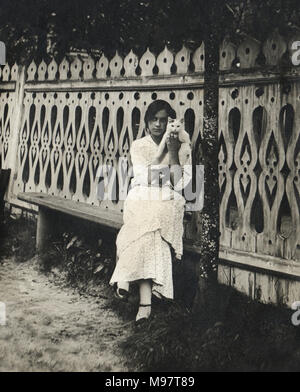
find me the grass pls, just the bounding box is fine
[1,212,300,372]
[118,281,300,372]
[0,211,36,263]
[0,212,129,372]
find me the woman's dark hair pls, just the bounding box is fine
[144,100,176,129]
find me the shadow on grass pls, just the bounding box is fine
[121,280,300,372]
[0,211,36,263]
[2,214,300,372]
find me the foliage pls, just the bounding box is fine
[0,213,36,263]
[1,1,300,372]
[1,0,299,281]
[40,229,116,290]
[122,283,300,372]
[0,0,299,64]
[34,221,300,372]
[2,215,300,372]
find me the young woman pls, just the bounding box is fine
[110,100,192,324]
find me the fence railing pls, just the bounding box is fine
[1,32,300,284]
[218,31,300,277]
[1,44,205,242]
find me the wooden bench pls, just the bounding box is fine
[17,192,200,255]
[17,191,201,309]
[18,192,124,252]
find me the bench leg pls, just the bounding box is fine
[36,207,54,253]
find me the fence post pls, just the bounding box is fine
[6,65,26,202]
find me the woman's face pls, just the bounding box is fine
[147,109,168,139]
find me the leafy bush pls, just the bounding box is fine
[0,214,36,263]
[40,231,115,288]
[3,215,300,372]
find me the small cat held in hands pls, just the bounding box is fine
[151,118,191,165]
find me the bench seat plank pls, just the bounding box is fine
[18,192,123,230]
[17,192,202,255]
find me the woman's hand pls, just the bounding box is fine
[166,132,181,153]
[167,132,180,176]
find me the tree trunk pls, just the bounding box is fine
[195,31,220,282]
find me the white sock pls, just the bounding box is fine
[136,305,151,321]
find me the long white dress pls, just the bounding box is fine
[109,134,192,299]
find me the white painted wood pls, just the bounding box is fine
[37,60,47,81]
[139,48,156,77]
[237,38,260,69]
[124,50,138,77]
[192,43,205,73]
[217,264,231,286]
[109,51,123,78]
[96,54,109,79]
[157,46,174,76]
[3,35,300,290]
[219,39,236,71]
[263,31,287,66]
[175,45,191,74]
[220,247,300,277]
[10,61,203,216]
[83,56,95,80]
[27,61,37,81]
[10,63,18,81]
[59,58,69,80]
[219,33,300,288]
[48,58,58,81]
[2,63,10,81]
[23,75,204,91]
[230,266,255,299]
[70,56,82,80]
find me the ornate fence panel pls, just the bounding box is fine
[6,45,204,239]
[0,63,22,171]
[218,32,300,304]
[2,33,300,304]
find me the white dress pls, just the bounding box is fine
[109,134,192,299]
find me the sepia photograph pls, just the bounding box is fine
[0,0,300,374]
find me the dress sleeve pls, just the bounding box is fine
[130,140,151,167]
[130,139,151,186]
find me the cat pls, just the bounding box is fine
[151,118,191,165]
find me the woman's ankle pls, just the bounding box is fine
[136,304,151,322]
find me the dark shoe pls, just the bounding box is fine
[114,285,129,301]
[135,318,149,328]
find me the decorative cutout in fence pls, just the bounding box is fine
[220,31,300,71]
[1,32,300,291]
[219,32,300,272]
[0,94,13,168]
[0,62,20,170]
[4,45,204,228]
[21,44,205,82]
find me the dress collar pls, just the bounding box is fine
[146,134,160,146]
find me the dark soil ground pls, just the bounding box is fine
[1,211,300,372]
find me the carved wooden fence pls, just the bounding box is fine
[1,32,300,305]
[218,32,300,306]
[0,64,22,171]
[1,45,205,241]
